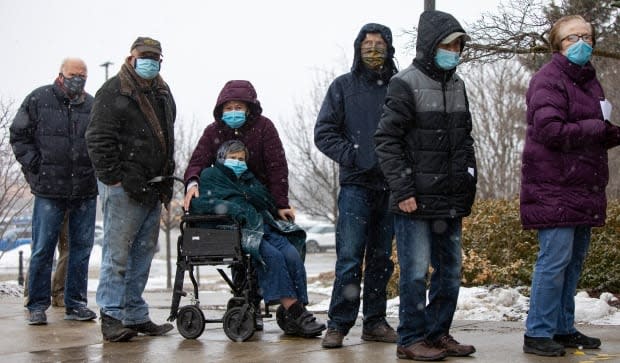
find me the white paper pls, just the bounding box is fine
[468,167,475,177]
[600,99,612,122]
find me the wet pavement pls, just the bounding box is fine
[1,290,619,362]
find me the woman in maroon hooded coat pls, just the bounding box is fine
[520,15,620,357]
[183,80,294,221]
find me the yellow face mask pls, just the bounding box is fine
[361,47,386,70]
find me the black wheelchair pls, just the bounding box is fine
[167,213,292,342]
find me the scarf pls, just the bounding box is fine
[118,59,171,172]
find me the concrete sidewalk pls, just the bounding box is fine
[1,290,619,363]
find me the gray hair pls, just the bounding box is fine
[216,140,249,163]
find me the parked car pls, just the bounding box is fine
[0,228,32,252]
[304,223,336,253]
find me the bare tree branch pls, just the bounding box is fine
[283,70,340,223]
[0,98,33,257]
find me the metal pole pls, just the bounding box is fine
[99,61,114,81]
[18,250,24,286]
[424,0,435,11]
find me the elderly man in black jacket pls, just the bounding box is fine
[314,23,398,349]
[10,57,98,326]
[86,36,175,342]
[375,10,477,361]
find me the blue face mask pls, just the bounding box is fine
[134,58,160,79]
[223,159,248,176]
[435,48,460,70]
[221,110,247,129]
[566,40,593,66]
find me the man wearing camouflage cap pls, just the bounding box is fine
[86,36,176,342]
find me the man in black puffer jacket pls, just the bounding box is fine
[375,10,477,361]
[10,58,98,326]
[86,36,175,342]
[315,23,398,349]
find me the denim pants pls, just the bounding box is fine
[394,215,463,346]
[27,196,96,311]
[327,185,394,334]
[525,226,591,338]
[256,224,308,305]
[96,182,161,325]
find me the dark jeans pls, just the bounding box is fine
[394,216,462,346]
[327,185,394,334]
[256,224,308,305]
[27,196,96,311]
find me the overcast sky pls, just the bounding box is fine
[0,0,503,134]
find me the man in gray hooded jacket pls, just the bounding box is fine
[375,10,477,361]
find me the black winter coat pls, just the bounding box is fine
[86,74,176,206]
[10,83,97,199]
[314,23,397,190]
[374,10,477,218]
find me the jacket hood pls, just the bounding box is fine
[351,23,398,79]
[213,80,263,120]
[414,10,468,77]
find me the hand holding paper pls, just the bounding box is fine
[600,99,612,123]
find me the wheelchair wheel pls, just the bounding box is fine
[223,306,255,342]
[176,305,205,339]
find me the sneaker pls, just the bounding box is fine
[553,331,601,349]
[101,313,137,342]
[523,335,565,356]
[397,341,448,361]
[322,328,345,348]
[125,320,174,336]
[434,334,476,356]
[65,306,97,321]
[362,321,398,343]
[28,310,47,325]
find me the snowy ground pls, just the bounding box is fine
[2,244,619,325]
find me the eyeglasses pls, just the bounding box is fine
[562,34,593,43]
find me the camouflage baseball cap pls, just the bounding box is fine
[130,36,162,56]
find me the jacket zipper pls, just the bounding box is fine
[442,76,455,202]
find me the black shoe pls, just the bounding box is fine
[554,331,601,349]
[255,312,264,331]
[65,306,97,321]
[28,310,47,325]
[523,335,565,356]
[125,320,174,336]
[101,313,137,342]
[284,310,326,338]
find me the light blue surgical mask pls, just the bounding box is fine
[134,58,160,79]
[566,40,593,66]
[435,48,460,70]
[222,110,247,129]
[223,159,248,176]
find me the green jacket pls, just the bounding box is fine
[190,162,305,264]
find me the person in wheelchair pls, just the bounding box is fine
[189,140,326,338]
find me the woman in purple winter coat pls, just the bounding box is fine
[183,80,294,221]
[520,15,620,357]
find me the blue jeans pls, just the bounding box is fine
[525,226,591,338]
[327,185,394,334]
[256,224,308,305]
[27,196,96,311]
[96,182,161,325]
[394,216,462,346]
